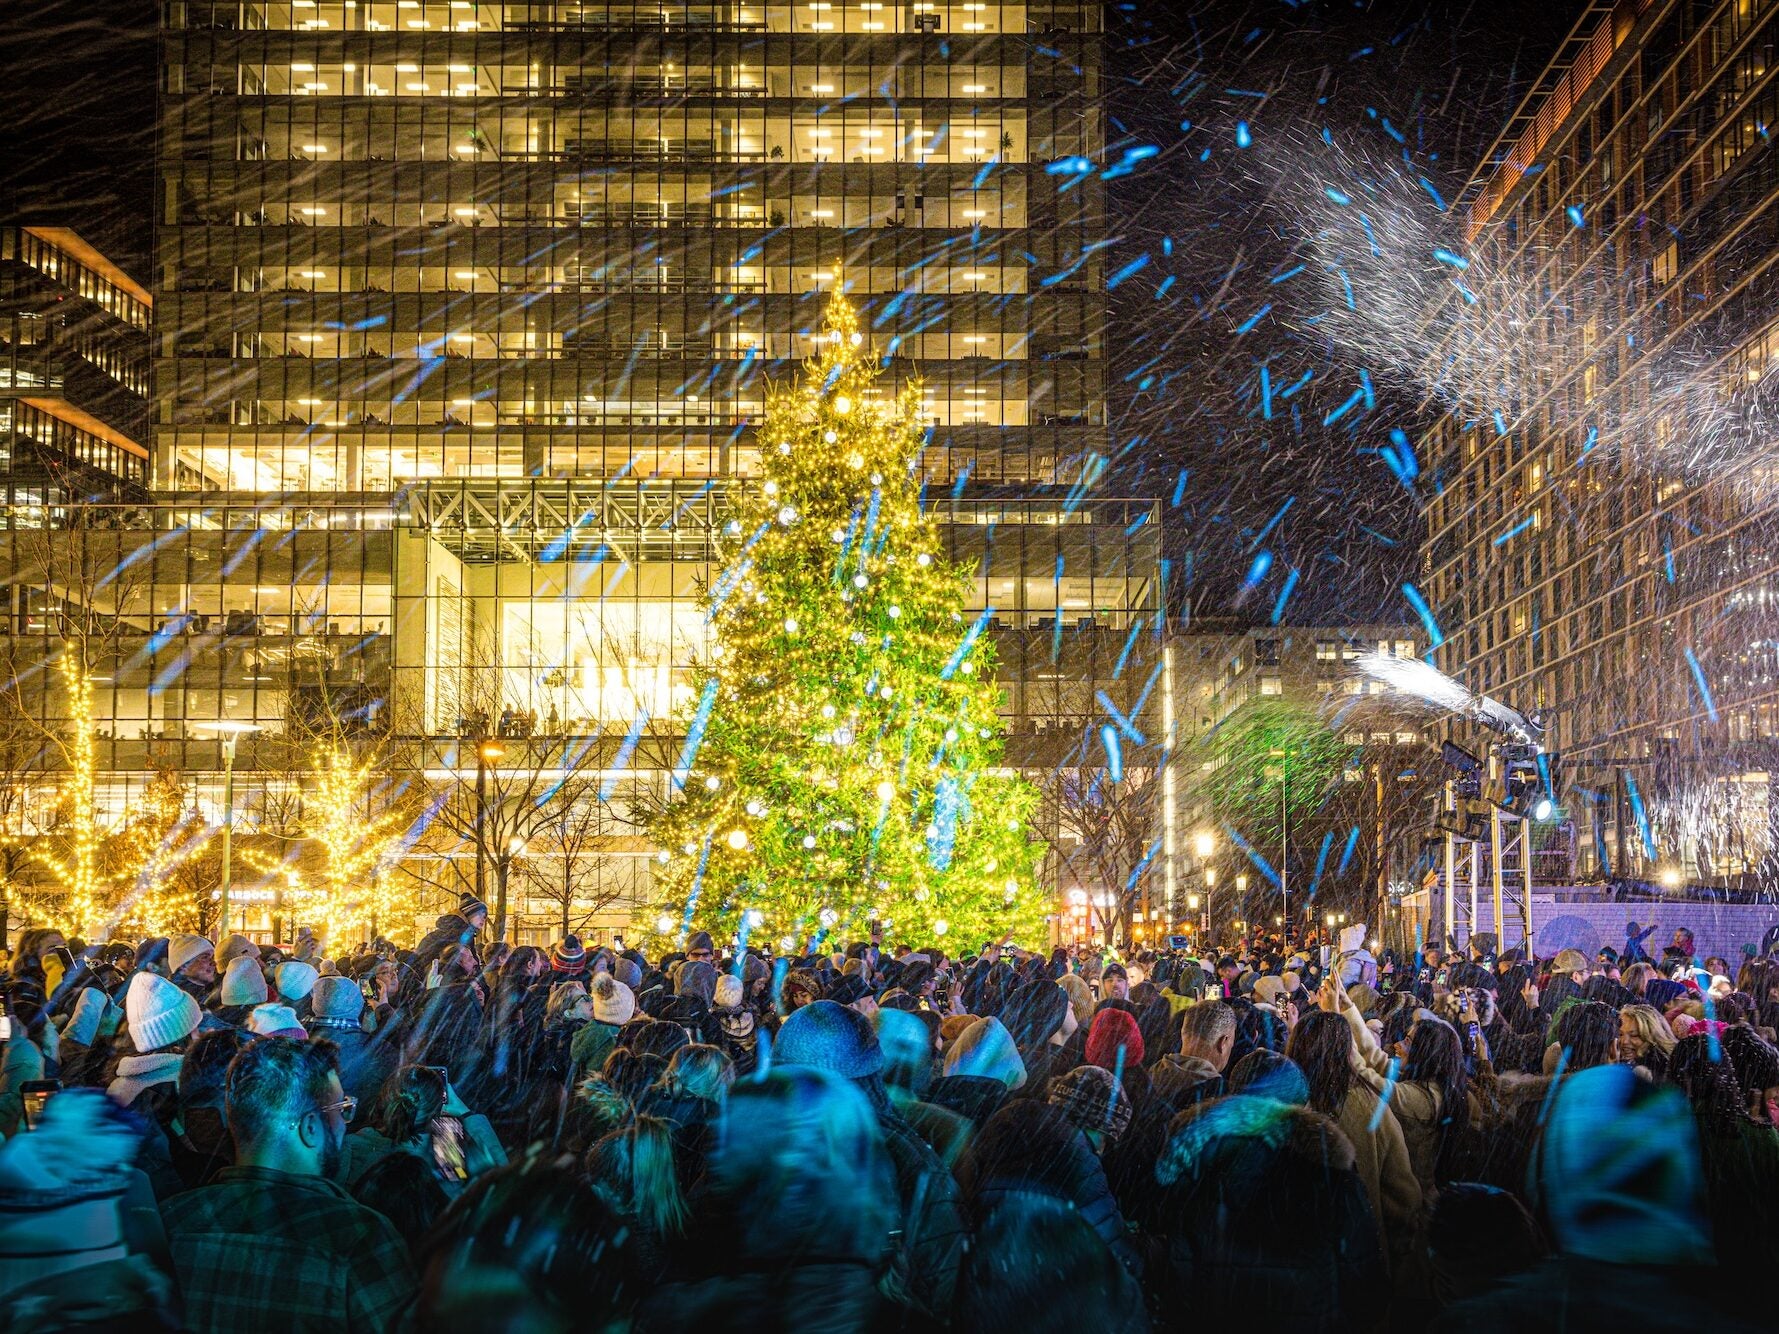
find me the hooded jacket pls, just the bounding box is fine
[413,912,481,967]
[1149,1097,1383,1330]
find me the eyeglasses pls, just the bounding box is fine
[688,949,713,961]
[317,1095,357,1123]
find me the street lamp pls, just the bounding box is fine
[1194,831,1215,860]
[474,737,505,915]
[193,720,261,941]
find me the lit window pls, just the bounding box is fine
[962,209,986,218]
[301,144,328,153]
[963,84,988,93]
[1259,675,1282,696]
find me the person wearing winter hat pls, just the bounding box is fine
[1048,1064,1134,1145]
[684,929,715,963]
[218,953,270,1014]
[677,957,718,1007]
[711,972,763,1076]
[930,1016,1028,1133]
[412,895,489,969]
[304,975,392,1116]
[551,934,588,978]
[167,933,217,1002]
[247,1003,308,1040]
[775,1001,969,1316]
[1085,1007,1145,1073]
[570,972,636,1084]
[216,932,260,970]
[273,959,320,1004]
[612,955,644,992]
[108,971,202,1109]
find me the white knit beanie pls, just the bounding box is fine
[273,960,319,1001]
[247,1003,305,1038]
[168,933,214,976]
[125,971,201,1053]
[591,972,636,1025]
[220,955,269,1007]
[714,974,744,1009]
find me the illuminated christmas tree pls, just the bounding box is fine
[645,285,1047,952]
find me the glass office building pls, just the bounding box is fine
[0,226,153,510]
[0,0,1157,942]
[1420,0,1779,886]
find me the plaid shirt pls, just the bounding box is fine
[160,1165,417,1334]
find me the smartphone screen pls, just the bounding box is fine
[430,1114,468,1183]
[20,1081,60,1130]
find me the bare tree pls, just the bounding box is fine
[512,780,642,938]
[1040,756,1169,948]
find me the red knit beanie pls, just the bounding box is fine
[1085,1007,1145,1070]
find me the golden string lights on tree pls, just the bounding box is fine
[643,281,1048,951]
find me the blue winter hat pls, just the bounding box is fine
[773,999,884,1079]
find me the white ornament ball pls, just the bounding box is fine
[849,331,863,346]
[803,835,817,849]
[835,395,852,415]
[888,605,901,618]
[704,775,721,791]
[917,553,931,566]
[875,780,895,803]
[784,616,799,633]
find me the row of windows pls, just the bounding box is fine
[160,432,1089,490]
[0,231,152,331]
[174,2,1089,37]
[187,59,1030,101]
[0,403,149,487]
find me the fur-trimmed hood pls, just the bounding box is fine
[1157,1094,1357,1187]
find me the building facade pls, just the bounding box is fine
[0,226,153,507]
[1420,0,1779,887]
[0,0,1160,947]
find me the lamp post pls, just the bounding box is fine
[194,721,261,941]
[1193,831,1216,943]
[474,737,505,911]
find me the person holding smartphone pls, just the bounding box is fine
[345,1064,506,1197]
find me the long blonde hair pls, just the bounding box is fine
[1619,1003,1678,1060]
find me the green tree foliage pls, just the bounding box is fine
[644,289,1047,951]
[1198,695,1351,878]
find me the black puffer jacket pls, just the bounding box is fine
[413,913,480,967]
[1148,1096,1383,1331]
[957,1100,1137,1272]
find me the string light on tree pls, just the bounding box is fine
[643,281,1046,945]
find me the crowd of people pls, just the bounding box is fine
[1,896,1777,1332]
